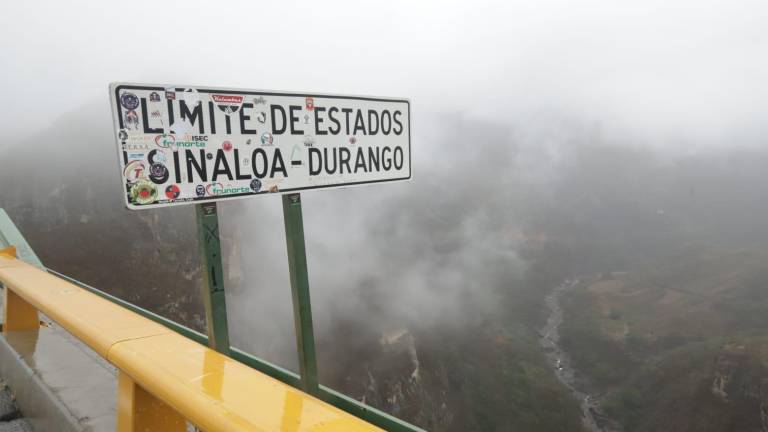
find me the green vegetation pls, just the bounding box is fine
[422,326,586,432]
[560,248,768,432]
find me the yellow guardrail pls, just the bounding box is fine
[0,246,383,432]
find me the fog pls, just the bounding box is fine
[3,0,767,149]
[2,1,768,431]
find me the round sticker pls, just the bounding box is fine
[165,184,180,199]
[120,92,140,110]
[260,132,273,145]
[131,180,157,205]
[123,160,146,184]
[222,140,233,151]
[149,163,169,183]
[250,178,262,192]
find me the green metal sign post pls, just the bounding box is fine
[282,193,319,395]
[195,202,230,355]
[194,195,320,394]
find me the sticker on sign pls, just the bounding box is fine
[109,83,411,210]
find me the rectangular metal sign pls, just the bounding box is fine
[109,83,411,210]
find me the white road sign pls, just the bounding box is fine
[109,83,411,210]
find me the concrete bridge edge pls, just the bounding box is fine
[0,335,84,432]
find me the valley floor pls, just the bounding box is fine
[558,249,768,432]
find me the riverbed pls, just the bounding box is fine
[539,279,618,432]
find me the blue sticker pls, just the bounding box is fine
[120,92,140,110]
[195,184,206,197]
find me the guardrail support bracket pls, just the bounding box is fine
[1,246,38,333]
[117,371,186,432]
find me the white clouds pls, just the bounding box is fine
[1,0,766,149]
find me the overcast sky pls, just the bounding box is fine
[1,0,766,151]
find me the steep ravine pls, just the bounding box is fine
[539,280,620,432]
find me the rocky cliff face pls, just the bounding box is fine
[360,328,454,430]
[711,348,768,432]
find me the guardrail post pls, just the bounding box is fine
[1,246,39,333]
[117,371,186,432]
[282,193,319,394]
[195,202,231,354]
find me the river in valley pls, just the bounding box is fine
[539,279,620,432]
